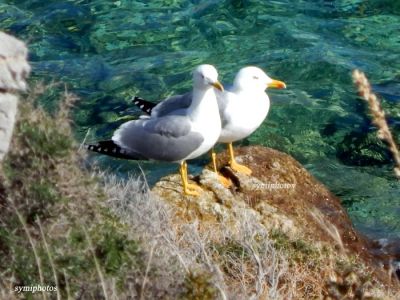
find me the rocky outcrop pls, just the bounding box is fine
[0,31,30,162]
[152,146,397,284]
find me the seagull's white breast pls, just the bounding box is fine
[184,89,221,160]
[218,90,270,143]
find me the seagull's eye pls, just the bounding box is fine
[253,76,259,80]
[201,74,205,79]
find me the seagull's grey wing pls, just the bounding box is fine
[152,91,193,117]
[112,115,203,162]
[217,90,231,127]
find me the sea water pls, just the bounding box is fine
[1,0,399,242]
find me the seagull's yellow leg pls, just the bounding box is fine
[210,148,232,187]
[228,143,252,175]
[211,148,218,174]
[180,161,201,194]
[183,162,202,190]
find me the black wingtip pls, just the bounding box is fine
[131,96,157,115]
[85,140,143,160]
[132,96,145,105]
[132,96,141,105]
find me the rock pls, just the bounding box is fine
[152,146,394,278]
[0,95,18,162]
[0,31,30,162]
[0,31,30,92]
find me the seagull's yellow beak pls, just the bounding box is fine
[211,81,224,92]
[268,79,286,89]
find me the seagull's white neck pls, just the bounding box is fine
[230,87,270,116]
[187,87,219,121]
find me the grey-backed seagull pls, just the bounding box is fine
[132,66,286,181]
[86,64,224,196]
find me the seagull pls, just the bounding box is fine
[132,66,286,179]
[86,64,224,196]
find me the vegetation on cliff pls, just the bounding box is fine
[0,87,143,299]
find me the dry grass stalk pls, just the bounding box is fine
[12,200,47,300]
[37,217,61,300]
[63,269,72,300]
[140,241,156,300]
[352,69,400,178]
[309,208,344,253]
[83,226,109,300]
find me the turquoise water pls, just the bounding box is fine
[1,0,399,242]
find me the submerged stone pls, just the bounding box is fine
[336,130,392,166]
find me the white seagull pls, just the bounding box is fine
[132,66,286,181]
[86,64,224,196]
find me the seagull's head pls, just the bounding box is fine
[233,66,286,92]
[193,64,224,92]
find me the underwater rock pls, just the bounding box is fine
[336,130,392,166]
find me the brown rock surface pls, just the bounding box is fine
[152,146,397,284]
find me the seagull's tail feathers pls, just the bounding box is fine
[85,140,147,160]
[132,96,157,115]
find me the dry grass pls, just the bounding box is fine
[352,69,400,178]
[105,174,399,299]
[104,174,293,299]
